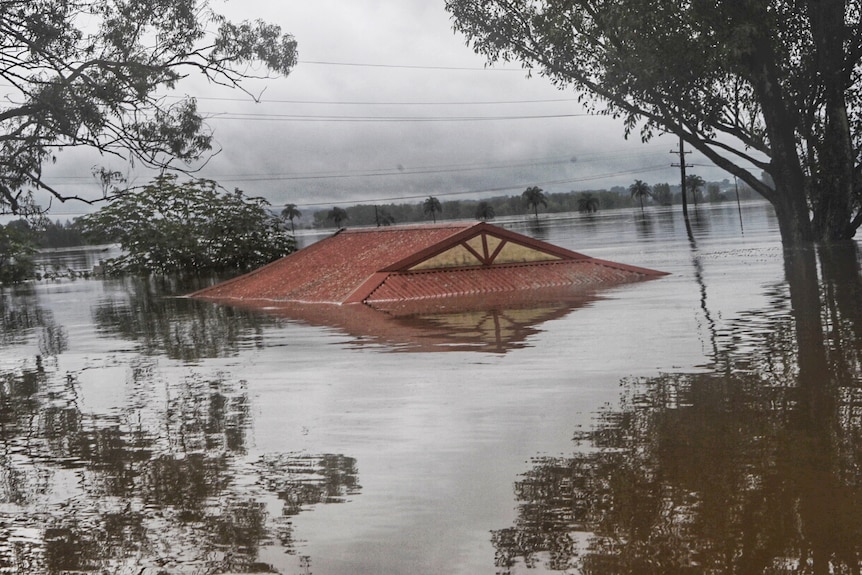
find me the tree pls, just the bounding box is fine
[423,196,442,223]
[376,208,396,227]
[628,180,652,215]
[0,222,37,284]
[652,183,673,206]
[78,175,294,275]
[707,183,724,203]
[475,201,496,221]
[521,186,547,222]
[0,0,297,216]
[445,0,862,244]
[281,203,302,233]
[577,193,599,214]
[326,207,348,228]
[686,174,705,208]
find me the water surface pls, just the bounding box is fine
[1,202,860,574]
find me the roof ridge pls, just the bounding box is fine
[339,222,476,233]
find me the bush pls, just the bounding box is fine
[0,223,37,284]
[79,175,294,275]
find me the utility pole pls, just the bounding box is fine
[671,135,693,221]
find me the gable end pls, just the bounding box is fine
[383,223,585,272]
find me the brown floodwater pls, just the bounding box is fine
[1,201,861,574]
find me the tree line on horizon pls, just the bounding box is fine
[0,172,762,284]
[309,177,763,229]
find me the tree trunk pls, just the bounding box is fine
[744,23,814,245]
[771,167,814,246]
[808,0,856,241]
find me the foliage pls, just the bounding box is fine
[475,201,496,221]
[652,183,673,206]
[521,186,547,220]
[685,174,706,205]
[78,175,294,275]
[628,179,652,213]
[376,208,396,226]
[281,203,302,232]
[35,219,88,248]
[707,183,724,202]
[0,222,37,284]
[0,0,297,215]
[577,193,600,214]
[423,196,442,223]
[326,207,349,228]
[309,180,749,228]
[445,0,862,243]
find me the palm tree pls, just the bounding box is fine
[281,203,302,233]
[521,186,547,222]
[423,196,442,223]
[326,206,348,228]
[686,174,705,208]
[475,201,496,221]
[577,193,599,214]
[374,206,396,227]
[629,180,652,215]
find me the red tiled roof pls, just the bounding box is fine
[193,223,474,304]
[365,259,650,310]
[190,222,667,306]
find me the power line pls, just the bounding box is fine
[167,94,581,106]
[296,164,672,208]
[205,112,597,123]
[298,59,525,72]
[211,157,583,183]
[210,153,668,184]
[38,149,675,187]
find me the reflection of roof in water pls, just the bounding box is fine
[201,289,604,353]
[190,222,667,308]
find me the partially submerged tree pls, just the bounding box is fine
[629,180,652,214]
[326,207,349,228]
[446,0,862,244]
[0,0,297,215]
[522,186,547,221]
[652,183,673,206]
[423,196,443,223]
[281,203,302,233]
[577,193,599,214]
[475,201,496,221]
[0,222,37,284]
[78,175,294,275]
[686,174,706,208]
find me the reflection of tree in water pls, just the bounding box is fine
[256,453,361,516]
[0,353,360,574]
[0,286,66,355]
[92,275,281,360]
[493,244,862,574]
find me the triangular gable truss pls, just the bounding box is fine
[381,222,588,272]
[344,223,592,304]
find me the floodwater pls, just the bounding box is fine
[1,202,861,574]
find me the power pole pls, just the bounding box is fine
[671,135,693,221]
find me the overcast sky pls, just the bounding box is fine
[42,0,731,217]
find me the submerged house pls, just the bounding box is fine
[190,222,667,316]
